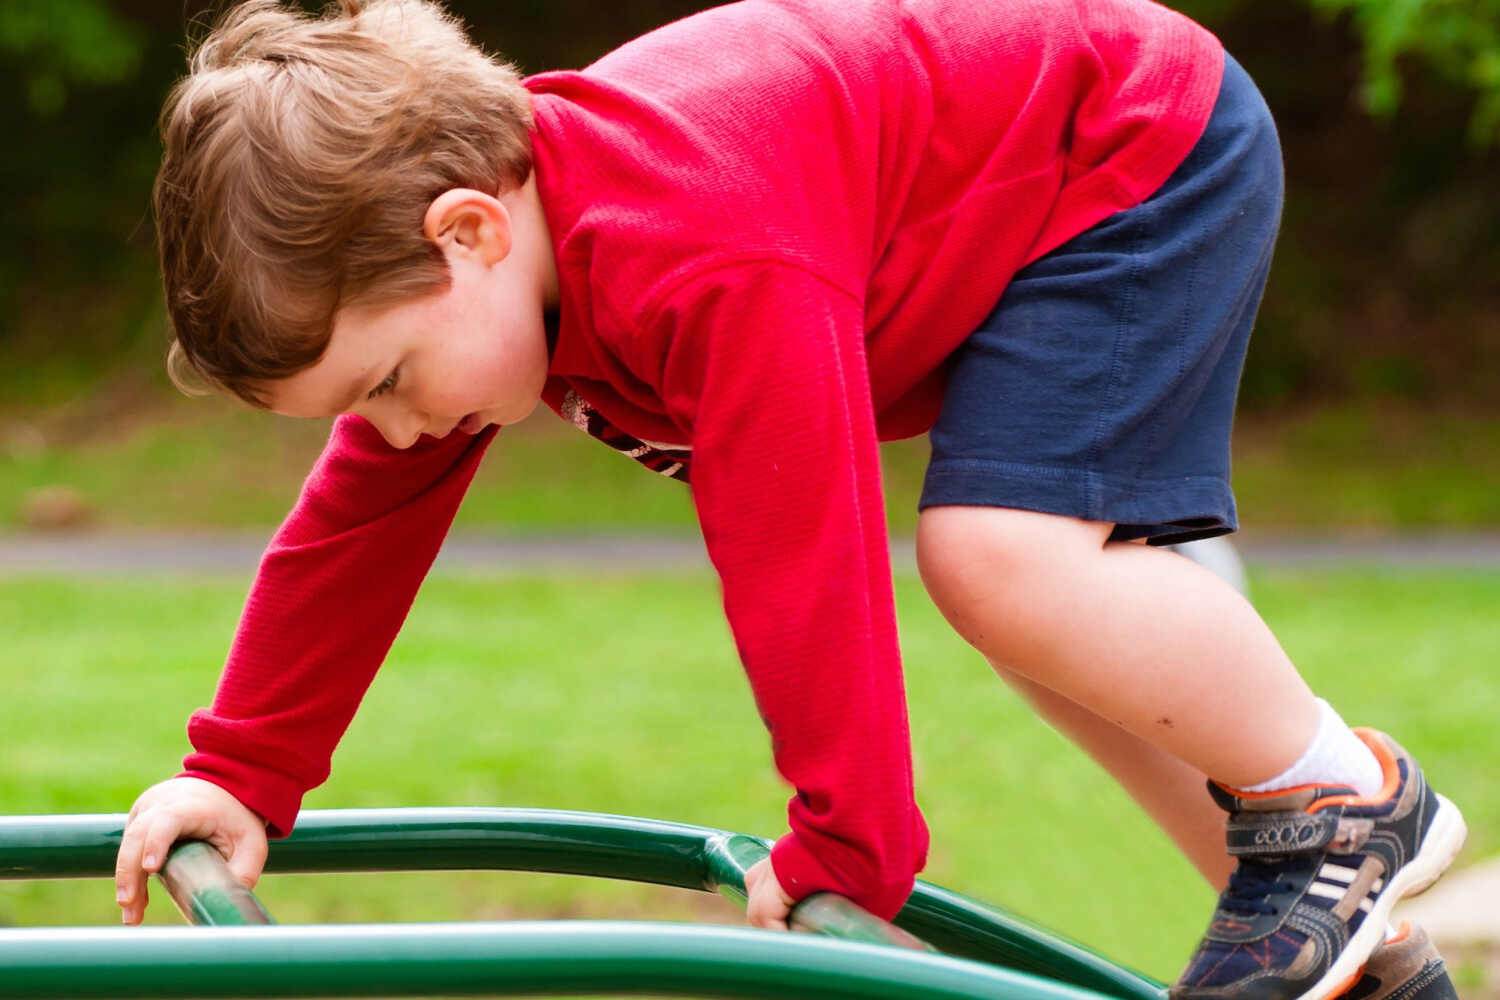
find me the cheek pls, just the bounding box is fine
[435,332,539,411]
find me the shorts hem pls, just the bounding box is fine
[918,458,1238,545]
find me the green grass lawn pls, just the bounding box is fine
[1,567,1496,986]
[4,393,1500,532]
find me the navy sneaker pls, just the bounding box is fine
[1344,923,1458,1000]
[1171,729,1467,1000]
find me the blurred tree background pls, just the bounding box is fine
[1,0,1497,528]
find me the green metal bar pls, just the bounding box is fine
[0,922,1130,1000]
[701,832,938,951]
[0,809,713,888]
[697,829,1159,1000]
[158,841,273,926]
[896,882,1167,1000]
[158,825,937,951]
[793,893,940,952]
[0,813,126,879]
[702,830,771,906]
[0,809,1164,1000]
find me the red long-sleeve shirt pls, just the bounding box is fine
[183,0,1223,918]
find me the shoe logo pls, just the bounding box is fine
[1253,823,1323,848]
[1212,919,1252,934]
[1330,817,1374,853]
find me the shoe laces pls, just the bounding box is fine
[1220,861,1301,916]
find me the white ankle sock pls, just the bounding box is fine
[1238,698,1384,797]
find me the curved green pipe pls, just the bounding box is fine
[0,808,1164,1000]
[158,841,274,926]
[0,922,1129,1000]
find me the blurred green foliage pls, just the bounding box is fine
[1312,0,1500,141]
[1,0,1497,411]
[1178,0,1500,142]
[0,0,144,116]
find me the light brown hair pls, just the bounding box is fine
[156,0,534,405]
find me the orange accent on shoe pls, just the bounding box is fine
[1306,730,1400,813]
[1386,920,1413,946]
[1325,966,1368,999]
[1212,919,1253,935]
[1209,779,1332,801]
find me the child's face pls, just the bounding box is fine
[265,189,552,448]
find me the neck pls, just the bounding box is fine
[500,173,561,311]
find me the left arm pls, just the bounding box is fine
[651,257,929,921]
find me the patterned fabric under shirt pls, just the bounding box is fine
[560,389,693,483]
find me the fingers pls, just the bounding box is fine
[226,831,269,891]
[113,813,151,925]
[746,881,792,931]
[138,811,184,879]
[116,805,187,925]
[747,893,790,931]
[744,858,793,931]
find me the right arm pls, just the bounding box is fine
[181,415,497,836]
[115,416,496,921]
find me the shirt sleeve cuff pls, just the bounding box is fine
[769,831,914,920]
[178,755,306,839]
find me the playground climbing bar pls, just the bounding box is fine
[0,807,1167,1000]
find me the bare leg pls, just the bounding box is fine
[992,662,1233,888]
[916,506,1319,790]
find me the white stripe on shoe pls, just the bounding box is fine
[1319,862,1361,884]
[1300,794,1468,1000]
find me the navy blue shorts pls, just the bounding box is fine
[919,54,1283,545]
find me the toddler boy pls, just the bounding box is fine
[114,2,1465,997]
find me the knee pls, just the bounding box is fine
[916,506,1112,649]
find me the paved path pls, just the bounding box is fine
[1397,856,1500,945]
[0,531,713,576]
[3,529,1499,576]
[1396,856,1500,997]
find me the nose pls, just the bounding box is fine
[367,409,426,450]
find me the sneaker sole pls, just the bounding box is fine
[1301,794,1468,1000]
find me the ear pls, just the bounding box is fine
[423,188,512,267]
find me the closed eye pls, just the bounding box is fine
[367,367,400,399]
